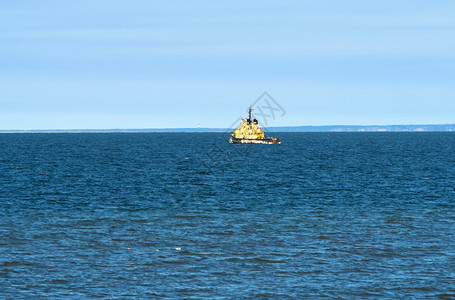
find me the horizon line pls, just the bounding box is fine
[2,123,455,133]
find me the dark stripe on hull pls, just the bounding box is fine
[229,136,281,144]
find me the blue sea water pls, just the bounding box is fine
[1,132,455,298]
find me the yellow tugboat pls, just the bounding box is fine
[229,106,281,144]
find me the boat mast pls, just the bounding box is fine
[248,105,252,121]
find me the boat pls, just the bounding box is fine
[229,106,281,144]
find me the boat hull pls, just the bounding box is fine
[229,136,281,144]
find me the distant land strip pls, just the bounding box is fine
[2,124,455,133]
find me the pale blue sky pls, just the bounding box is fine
[1,0,454,129]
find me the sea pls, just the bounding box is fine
[1,132,454,299]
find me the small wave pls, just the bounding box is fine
[161,260,185,264]
[253,258,286,264]
[1,260,35,267]
[1,261,21,267]
[204,231,234,236]
[50,279,70,284]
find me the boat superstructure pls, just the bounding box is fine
[229,106,281,144]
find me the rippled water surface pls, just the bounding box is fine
[1,132,455,298]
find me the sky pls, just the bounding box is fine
[1,0,455,129]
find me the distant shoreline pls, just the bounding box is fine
[1,124,455,133]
